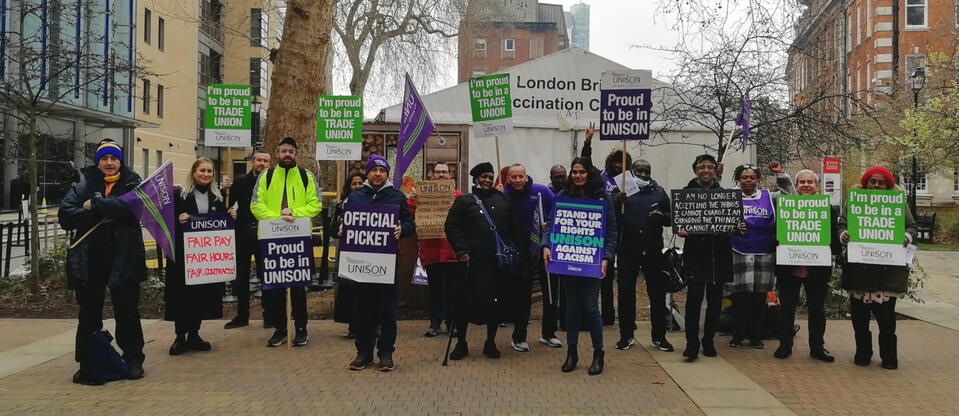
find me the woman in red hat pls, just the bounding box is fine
[837,166,917,370]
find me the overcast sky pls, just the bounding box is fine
[547,0,682,79]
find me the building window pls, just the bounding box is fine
[199,51,223,86]
[142,79,150,114]
[856,6,861,45]
[156,151,163,168]
[141,148,149,176]
[157,84,164,118]
[251,8,268,47]
[250,58,268,97]
[867,0,872,37]
[906,0,927,28]
[503,38,515,51]
[158,17,165,51]
[144,9,151,45]
[846,14,852,52]
[474,38,486,51]
[956,0,959,26]
[954,170,959,192]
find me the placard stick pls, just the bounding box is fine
[621,140,627,213]
[719,126,738,164]
[537,195,552,305]
[68,219,106,249]
[286,287,293,349]
[494,135,502,173]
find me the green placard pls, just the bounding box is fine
[847,189,906,244]
[468,73,513,137]
[204,84,252,147]
[315,95,363,160]
[776,195,831,246]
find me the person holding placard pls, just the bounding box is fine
[542,157,617,375]
[774,169,841,362]
[445,162,525,361]
[224,149,272,329]
[332,172,366,339]
[251,137,322,348]
[727,163,794,350]
[60,139,147,384]
[503,163,557,351]
[165,158,237,356]
[838,166,917,370]
[342,155,414,372]
[408,162,461,338]
[677,154,736,362]
[614,159,672,352]
[581,122,627,326]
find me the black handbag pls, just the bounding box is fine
[472,195,522,274]
[662,235,687,293]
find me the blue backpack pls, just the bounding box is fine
[82,330,131,383]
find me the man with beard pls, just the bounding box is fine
[251,137,322,348]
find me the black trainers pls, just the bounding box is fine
[224,316,249,329]
[652,338,674,352]
[750,339,766,350]
[72,369,104,386]
[810,348,835,362]
[349,353,374,371]
[293,328,308,347]
[186,333,212,351]
[450,341,469,360]
[424,321,441,337]
[682,345,699,362]
[378,353,396,372]
[615,337,635,351]
[127,360,144,380]
[774,345,792,359]
[267,330,286,347]
[701,342,717,357]
[483,341,501,359]
[729,337,744,348]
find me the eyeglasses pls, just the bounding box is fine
[739,164,758,170]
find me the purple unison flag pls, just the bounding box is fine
[393,74,435,188]
[119,160,176,260]
[734,88,752,149]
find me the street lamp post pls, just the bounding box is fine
[909,67,926,216]
[251,96,262,150]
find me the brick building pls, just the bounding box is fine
[458,0,569,83]
[789,0,959,205]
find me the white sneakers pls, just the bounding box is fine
[539,336,563,348]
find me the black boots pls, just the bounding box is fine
[854,330,872,366]
[879,334,898,370]
[588,350,605,376]
[169,336,188,356]
[562,344,578,372]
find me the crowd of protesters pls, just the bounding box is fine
[59,130,916,384]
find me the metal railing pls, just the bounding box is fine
[0,214,69,278]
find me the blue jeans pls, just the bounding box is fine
[563,276,604,350]
[353,283,398,355]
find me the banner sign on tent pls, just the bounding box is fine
[183,213,237,285]
[259,218,314,290]
[846,189,906,265]
[823,156,842,206]
[671,189,743,234]
[546,197,607,278]
[469,73,513,137]
[204,84,252,147]
[316,95,363,160]
[776,195,832,266]
[599,69,653,140]
[413,179,455,239]
[338,204,399,284]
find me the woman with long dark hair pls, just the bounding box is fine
[542,157,617,375]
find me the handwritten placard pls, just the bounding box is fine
[671,189,743,234]
[183,213,237,285]
[414,179,455,239]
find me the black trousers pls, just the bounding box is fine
[75,276,144,364]
[264,287,307,331]
[850,296,897,362]
[777,273,828,349]
[619,253,667,341]
[425,262,456,325]
[732,292,766,341]
[174,319,202,336]
[354,283,398,355]
[537,264,560,338]
[231,232,266,321]
[601,266,616,325]
[684,281,724,348]
[512,267,534,343]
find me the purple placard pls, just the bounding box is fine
[259,218,314,290]
[546,197,607,278]
[340,203,399,254]
[599,89,652,140]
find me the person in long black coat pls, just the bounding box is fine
[445,162,526,360]
[331,172,366,338]
[165,157,237,355]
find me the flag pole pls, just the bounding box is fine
[621,140,627,213]
[494,135,502,173]
[286,287,293,349]
[537,195,552,306]
[68,219,107,249]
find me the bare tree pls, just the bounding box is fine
[0,1,152,292]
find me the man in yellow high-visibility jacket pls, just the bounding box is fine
[252,137,322,348]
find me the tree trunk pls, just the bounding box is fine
[263,0,336,191]
[27,112,40,293]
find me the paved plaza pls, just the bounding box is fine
[1,251,958,415]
